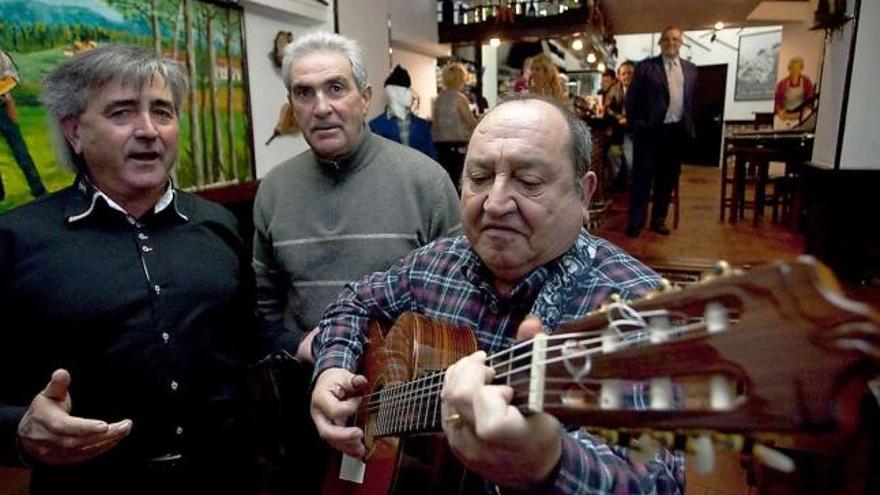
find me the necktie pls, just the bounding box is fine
[666,59,683,122]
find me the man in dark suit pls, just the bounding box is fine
[625,26,697,237]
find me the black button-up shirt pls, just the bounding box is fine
[0,177,297,484]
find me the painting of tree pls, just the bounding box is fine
[0,0,255,214]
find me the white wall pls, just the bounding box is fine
[242,1,332,178]
[776,21,823,95]
[811,6,854,168]
[389,0,438,46]
[388,0,448,119]
[839,0,880,170]
[481,43,498,110]
[337,0,391,119]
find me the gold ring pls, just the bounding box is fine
[443,413,462,425]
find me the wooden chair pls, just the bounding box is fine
[720,146,792,226]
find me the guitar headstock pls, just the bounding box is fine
[508,257,880,464]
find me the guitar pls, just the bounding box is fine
[323,257,880,495]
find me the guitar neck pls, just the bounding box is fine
[363,337,545,438]
[367,370,447,437]
[360,259,880,445]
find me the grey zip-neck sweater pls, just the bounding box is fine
[253,131,462,341]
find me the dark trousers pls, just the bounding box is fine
[0,107,46,200]
[29,448,260,495]
[628,123,687,230]
[435,142,467,192]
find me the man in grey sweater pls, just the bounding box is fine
[252,32,460,493]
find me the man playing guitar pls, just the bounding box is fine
[310,95,682,494]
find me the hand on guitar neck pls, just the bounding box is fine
[312,368,369,458]
[441,345,563,490]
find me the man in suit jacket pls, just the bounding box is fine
[625,26,697,237]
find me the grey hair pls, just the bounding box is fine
[492,94,592,181]
[281,31,368,94]
[41,44,188,172]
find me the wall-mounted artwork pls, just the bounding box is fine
[734,29,782,101]
[0,0,255,214]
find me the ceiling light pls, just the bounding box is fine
[586,52,597,63]
[597,62,606,72]
[571,39,583,51]
[714,21,725,31]
[489,37,501,47]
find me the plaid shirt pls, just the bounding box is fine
[314,230,685,495]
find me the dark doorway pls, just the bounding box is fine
[690,63,727,166]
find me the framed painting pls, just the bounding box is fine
[0,0,255,214]
[734,29,782,101]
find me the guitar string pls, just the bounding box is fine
[360,315,703,411]
[361,310,707,433]
[360,318,709,423]
[356,304,664,407]
[359,306,699,408]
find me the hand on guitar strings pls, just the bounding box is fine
[311,367,369,458]
[440,316,563,490]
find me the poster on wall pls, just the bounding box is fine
[734,29,782,101]
[0,0,255,214]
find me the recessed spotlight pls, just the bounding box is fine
[489,37,501,47]
[586,52,597,63]
[572,39,584,51]
[597,62,606,72]
[714,21,725,31]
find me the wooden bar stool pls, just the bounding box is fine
[720,146,787,225]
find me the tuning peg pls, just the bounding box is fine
[689,435,715,474]
[753,444,795,473]
[709,374,735,410]
[713,260,733,276]
[649,376,674,410]
[648,315,671,344]
[713,433,745,453]
[704,302,730,334]
[589,427,621,446]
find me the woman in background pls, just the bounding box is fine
[528,53,567,103]
[432,62,477,188]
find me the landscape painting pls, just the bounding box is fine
[0,0,255,214]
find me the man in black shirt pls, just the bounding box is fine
[0,44,299,494]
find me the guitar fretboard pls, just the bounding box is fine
[365,344,535,437]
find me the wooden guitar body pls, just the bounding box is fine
[323,313,483,495]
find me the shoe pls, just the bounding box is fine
[625,225,641,238]
[650,223,671,235]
